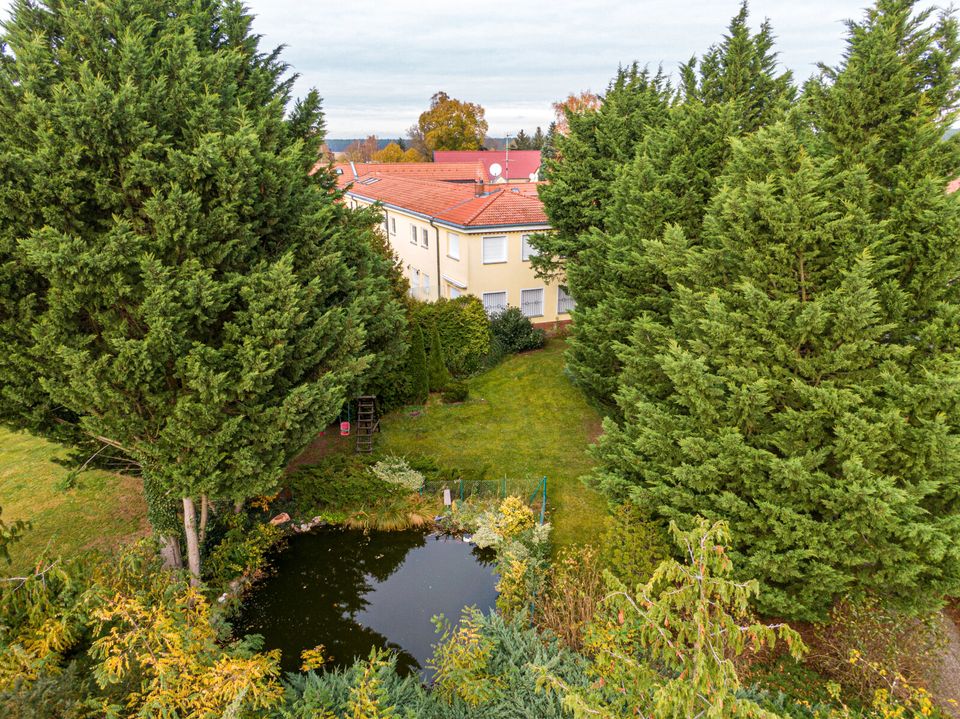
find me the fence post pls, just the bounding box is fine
[540,477,547,525]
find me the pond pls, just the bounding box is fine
[235,526,498,678]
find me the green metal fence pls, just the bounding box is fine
[421,476,548,524]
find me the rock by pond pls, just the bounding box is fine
[234,526,498,678]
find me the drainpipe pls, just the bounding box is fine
[430,218,442,300]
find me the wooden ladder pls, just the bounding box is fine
[355,395,379,454]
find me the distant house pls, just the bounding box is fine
[434,150,542,183]
[336,163,573,327]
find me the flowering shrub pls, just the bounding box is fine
[369,456,424,492]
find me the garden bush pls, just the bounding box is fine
[413,296,491,376]
[443,380,469,403]
[488,306,545,355]
[203,515,284,589]
[369,456,425,492]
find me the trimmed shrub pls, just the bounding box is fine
[442,381,469,403]
[489,306,545,355]
[407,324,429,404]
[413,296,491,376]
[427,323,450,392]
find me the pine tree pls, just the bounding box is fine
[558,5,794,406]
[427,323,450,393]
[531,126,545,150]
[594,120,960,619]
[0,0,405,580]
[408,325,429,404]
[533,65,672,280]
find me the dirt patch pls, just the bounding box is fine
[929,607,960,718]
[286,425,353,472]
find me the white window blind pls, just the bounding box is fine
[448,233,460,260]
[482,291,507,315]
[410,226,417,244]
[389,217,396,235]
[520,288,544,317]
[422,273,430,296]
[421,228,429,248]
[521,234,538,261]
[558,285,576,314]
[482,235,507,264]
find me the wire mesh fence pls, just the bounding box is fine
[420,476,548,524]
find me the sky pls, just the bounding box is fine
[0,1,944,138]
[241,0,904,138]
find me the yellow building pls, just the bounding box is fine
[337,164,574,327]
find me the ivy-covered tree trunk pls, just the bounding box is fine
[0,0,405,581]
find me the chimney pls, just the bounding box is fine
[474,179,484,197]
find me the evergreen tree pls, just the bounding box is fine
[533,65,672,280]
[427,323,450,393]
[408,325,429,404]
[557,5,794,406]
[594,120,960,620]
[0,0,405,580]
[511,129,533,150]
[532,126,546,150]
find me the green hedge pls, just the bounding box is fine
[413,296,491,376]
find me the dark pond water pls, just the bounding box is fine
[235,526,498,677]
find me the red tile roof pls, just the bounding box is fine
[332,161,489,183]
[433,150,542,182]
[338,173,548,229]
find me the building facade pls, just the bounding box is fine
[337,166,573,327]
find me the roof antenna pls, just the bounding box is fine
[504,133,510,181]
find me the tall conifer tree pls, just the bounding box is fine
[555,5,794,405]
[0,0,405,579]
[593,0,960,617]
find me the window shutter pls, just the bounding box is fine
[558,285,576,314]
[448,233,460,260]
[482,291,507,314]
[482,236,507,263]
[520,288,544,317]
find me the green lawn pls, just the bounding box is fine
[377,339,611,546]
[0,428,149,573]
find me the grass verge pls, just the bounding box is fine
[377,339,610,546]
[0,427,148,573]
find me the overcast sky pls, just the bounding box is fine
[244,0,930,139]
[0,1,946,138]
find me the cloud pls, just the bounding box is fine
[0,0,942,137]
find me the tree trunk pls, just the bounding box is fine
[159,533,183,569]
[198,494,209,548]
[233,498,244,514]
[182,496,201,586]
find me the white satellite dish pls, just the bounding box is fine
[489,162,503,177]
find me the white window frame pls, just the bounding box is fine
[449,285,462,299]
[482,235,508,264]
[410,225,417,245]
[558,285,576,314]
[482,291,508,315]
[421,228,429,248]
[447,232,460,260]
[422,273,430,297]
[521,234,538,262]
[520,287,544,318]
[389,217,396,235]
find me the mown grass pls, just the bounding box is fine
[377,339,611,547]
[0,428,149,573]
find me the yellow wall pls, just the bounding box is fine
[356,197,573,324]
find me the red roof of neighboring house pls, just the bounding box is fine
[433,150,542,182]
[331,161,489,183]
[337,173,548,229]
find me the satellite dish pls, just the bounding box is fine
[489,162,503,177]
